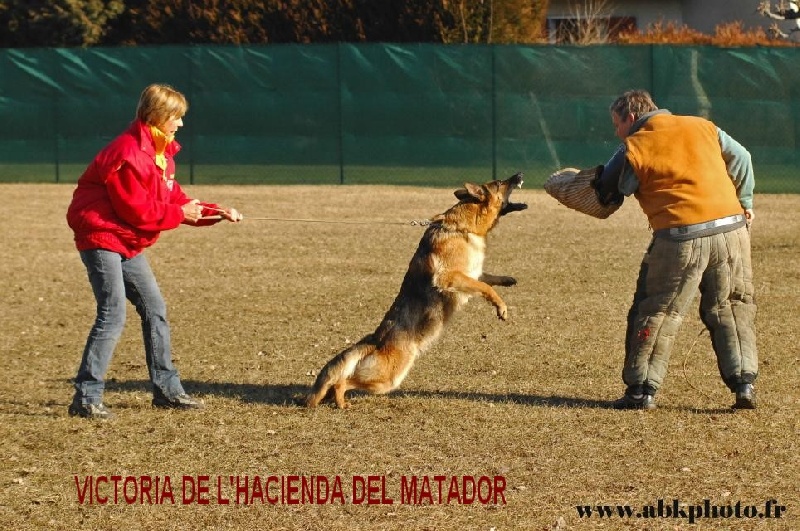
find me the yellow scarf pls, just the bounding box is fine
[149,126,174,178]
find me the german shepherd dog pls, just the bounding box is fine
[306,173,527,408]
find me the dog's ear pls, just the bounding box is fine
[454,182,485,203]
[453,188,472,202]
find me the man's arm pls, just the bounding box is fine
[593,144,631,205]
[718,127,755,210]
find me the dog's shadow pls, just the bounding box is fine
[35,379,734,414]
[105,379,614,408]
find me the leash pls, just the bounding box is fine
[200,207,431,226]
[204,215,431,226]
[681,327,715,402]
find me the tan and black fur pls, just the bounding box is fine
[306,173,527,408]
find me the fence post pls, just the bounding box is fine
[188,46,196,185]
[337,43,345,185]
[54,91,61,183]
[491,45,497,181]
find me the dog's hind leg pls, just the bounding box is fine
[305,354,347,408]
[333,380,350,409]
[306,343,375,408]
[306,379,332,408]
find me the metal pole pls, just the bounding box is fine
[491,45,497,181]
[337,43,345,185]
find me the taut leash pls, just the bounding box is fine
[200,207,431,226]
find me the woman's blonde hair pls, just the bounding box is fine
[135,84,188,127]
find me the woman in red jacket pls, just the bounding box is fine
[67,83,242,420]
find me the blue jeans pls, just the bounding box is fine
[73,249,185,405]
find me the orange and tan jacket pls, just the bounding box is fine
[624,113,743,230]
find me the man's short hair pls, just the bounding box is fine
[610,90,658,120]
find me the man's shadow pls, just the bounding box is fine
[395,389,612,409]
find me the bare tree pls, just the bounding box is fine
[548,0,628,45]
[567,0,612,44]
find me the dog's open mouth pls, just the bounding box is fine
[501,172,527,216]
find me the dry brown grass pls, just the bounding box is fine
[616,19,798,46]
[1,183,798,530]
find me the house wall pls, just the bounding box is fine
[547,0,684,31]
[679,0,773,33]
[546,0,790,35]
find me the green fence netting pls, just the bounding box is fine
[0,44,797,191]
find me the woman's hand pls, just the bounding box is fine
[181,200,203,223]
[220,207,243,222]
[187,202,243,223]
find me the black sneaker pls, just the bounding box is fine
[152,393,205,410]
[732,383,757,410]
[68,402,116,420]
[612,393,656,410]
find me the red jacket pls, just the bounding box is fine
[67,120,218,258]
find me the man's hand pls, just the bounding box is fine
[589,165,623,207]
[745,208,754,228]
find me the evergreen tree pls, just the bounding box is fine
[0,0,125,47]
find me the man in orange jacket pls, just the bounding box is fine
[592,89,758,410]
[67,83,243,419]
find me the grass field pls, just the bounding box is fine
[1,183,798,530]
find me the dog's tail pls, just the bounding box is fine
[305,341,376,408]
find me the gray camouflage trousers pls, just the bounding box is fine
[622,225,758,395]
